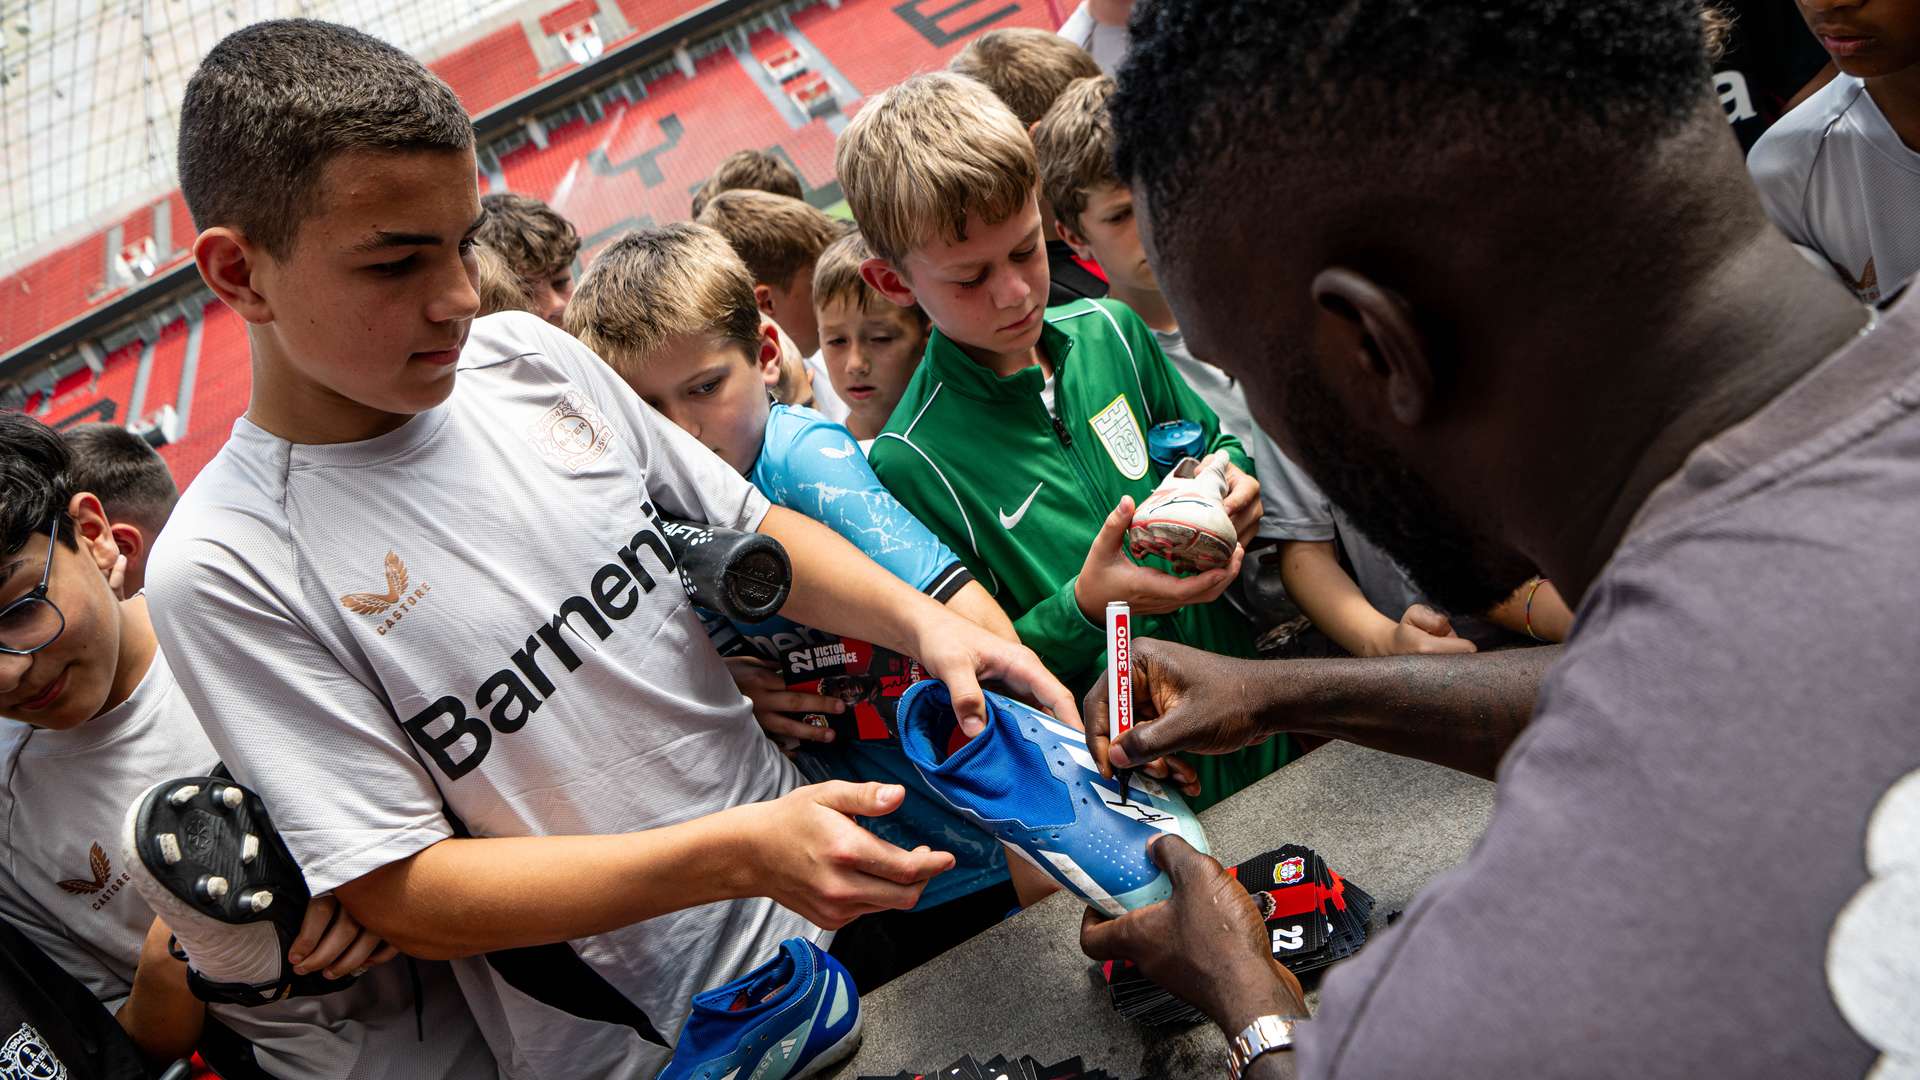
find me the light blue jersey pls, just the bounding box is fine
[724,405,1007,909]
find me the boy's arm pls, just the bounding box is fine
[1484,577,1573,643]
[119,918,205,1062]
[149,539,952,958]
[758,506,1076,733]
[946,580,1017,641]
[1280,540,1475,657]
[333,780,949,955]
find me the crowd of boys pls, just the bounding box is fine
[0,0,1913,1076]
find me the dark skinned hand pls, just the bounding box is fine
[1080,835,1306,1032]
[1084,638,1278,772]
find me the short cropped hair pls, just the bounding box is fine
[1112,0,1713,229]
[1032,76,1118,235]
[62,424,179,531]
[812,231,924,322]
[564,223,762,380]
[696,190,841,291]
[836,72,1037,267]
[948,28,1102,127]
[0,413,77,557]
[177,20,474,258]
[473,245,537,317]
[690,149,805,217]
[477,192,581,284]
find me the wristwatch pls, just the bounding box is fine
[1226,1015,1296,1079]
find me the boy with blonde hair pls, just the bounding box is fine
[842,72,1292,806]
[148,21,1071,1077]
[949,30,1109,308]
[565,223,1052,982]
[811,230,929,445]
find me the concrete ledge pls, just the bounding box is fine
[829,741,1496,1079]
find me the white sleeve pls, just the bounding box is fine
[508,312,771,532]
[148,530,452,895]
[1746,107,1826,250]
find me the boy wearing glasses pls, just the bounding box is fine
[0,412,494,1074]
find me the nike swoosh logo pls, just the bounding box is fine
[999,483,1044,529]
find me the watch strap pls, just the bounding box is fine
[1226,1014,1296,1080]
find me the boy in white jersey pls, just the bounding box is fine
[147,20,1075,1079]
[0,413,494,1076]
[1750,0,1920,302]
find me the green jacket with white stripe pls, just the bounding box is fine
[869,298,1291,807]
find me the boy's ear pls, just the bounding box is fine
[1309,267,1434,428]
[1055,219,1096,263]
[107,523,147,574]
[193,228,274,325]
[861,258,917,309]
[755,316,785,387]
[64,492,120,575]
[753,283,778,319]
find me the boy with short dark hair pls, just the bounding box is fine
[841,72,1292,806]
[689,149,805,217]
[150,21,1071,1078]
[0,412,493,1077]
[60,423,178,597]
[948,29,1110,308]
[811,230,930,445]
[474,191,579,325]
[1749,0,1920,302]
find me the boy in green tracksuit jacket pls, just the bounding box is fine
[839,72,1292,807]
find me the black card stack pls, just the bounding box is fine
[1100,844,1378,1025]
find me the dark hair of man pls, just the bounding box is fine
[477,191,582,283]
[176,19,475,259]
[61,424,179,531]
[1111,0,1715,236]
[0,413,77,558]
[690,150,805,217]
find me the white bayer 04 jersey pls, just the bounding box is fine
[1749,74,1920,303]
[148,311,822,1079]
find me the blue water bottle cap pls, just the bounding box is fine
[1147,419,1204,467]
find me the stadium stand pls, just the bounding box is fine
[0,0,1056,487]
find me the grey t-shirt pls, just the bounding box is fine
[1301,295,1920,1076]
[148,312,818,1079]
[0,645,495,1079]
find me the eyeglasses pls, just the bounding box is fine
[0,517,65,656]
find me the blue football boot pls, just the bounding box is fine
[894,681,1210,916]
[659,937,861,1080]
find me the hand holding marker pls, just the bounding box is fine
[1107,600,1133,804]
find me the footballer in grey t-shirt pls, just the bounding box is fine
[1299,295,1920,1076]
